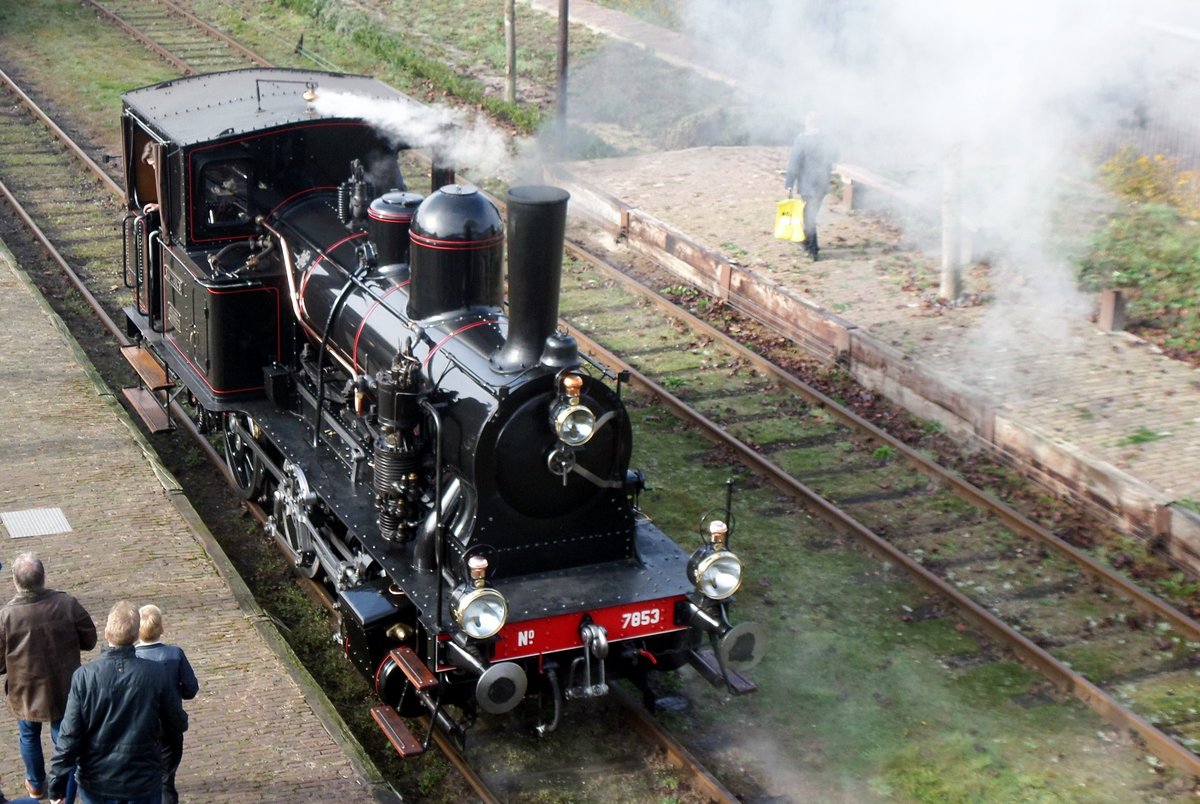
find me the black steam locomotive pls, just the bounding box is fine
[118,68,762,753]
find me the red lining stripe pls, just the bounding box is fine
[352,282,410,373]
[421,320,494,368]
[410,232,503,251]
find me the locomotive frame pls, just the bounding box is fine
[118,68,763,755]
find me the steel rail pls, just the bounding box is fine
[564,239,1200,643]
[80,0,272,74]
[610,685,738,803]
[0,67,122,198]
[155,0,274,67]
[78,0,195,75]
[560,320,1200,776]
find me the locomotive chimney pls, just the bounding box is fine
[491,185,571,374]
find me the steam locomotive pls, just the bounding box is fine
[118,68,762,754]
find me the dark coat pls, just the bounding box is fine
[46,645,188,800]
[785,129,838,201]
[0,589,98,721]
[135,642,199,701]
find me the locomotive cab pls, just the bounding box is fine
[120,69,415,408]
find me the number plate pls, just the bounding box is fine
[491,595,687,661]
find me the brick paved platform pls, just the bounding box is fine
[0,248,395,801]
[528,0,1200,567]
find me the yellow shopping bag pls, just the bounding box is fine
[773,198,806,242]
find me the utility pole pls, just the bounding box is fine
[504,0,516,103]
[940,144,963,301]
[556,0,569,156]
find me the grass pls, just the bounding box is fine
[274,0,546,131]
[591,0,682,29]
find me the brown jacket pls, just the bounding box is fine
[0,589,98,721]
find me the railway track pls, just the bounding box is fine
[552,242,1200,774]
[80,0,269,74]
[7,0,1200,794]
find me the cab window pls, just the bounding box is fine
[201,159,253,227]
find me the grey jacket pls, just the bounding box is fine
[785,129,837,200]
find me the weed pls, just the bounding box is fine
[661,284,697,299]
[1157,572,1200,601]
[721,240,748,258]
[1116,426,1168,447]
[873,445,895,462]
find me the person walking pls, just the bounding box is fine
[0,553,97,801]
[134,605,198,804]
[784,111,838,261]
[46,601,187,804]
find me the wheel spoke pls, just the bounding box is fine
[221,412,263,499]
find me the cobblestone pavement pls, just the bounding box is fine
[0,248,395,802]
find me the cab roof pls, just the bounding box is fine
[121,68,414,147]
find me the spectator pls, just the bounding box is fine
[0,553,97,801]
[47,601,187,804]
[784,111,838,261]
[135,605,198,804]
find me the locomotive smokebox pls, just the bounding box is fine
[492,185,571,373]
[368,191,424,275]
[408,185,504,321]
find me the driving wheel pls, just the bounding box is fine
[222,412,263,500]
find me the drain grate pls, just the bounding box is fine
[0,508,73,539]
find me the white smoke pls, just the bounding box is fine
[670,0,1200,389]
[313,90,522,181]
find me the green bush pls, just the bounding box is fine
[1080,149,1200,360]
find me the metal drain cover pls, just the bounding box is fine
[0,508,73,539]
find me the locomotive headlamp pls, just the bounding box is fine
[451,556,508,639]
[551,373,596,446]
[687,520,743,601]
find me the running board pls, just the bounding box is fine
[119,344,173,433]
[686,648,757,695]
[121,387,171,433]
[370,704,426,758]
[120,344,171,390]
[389,646,438,691]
